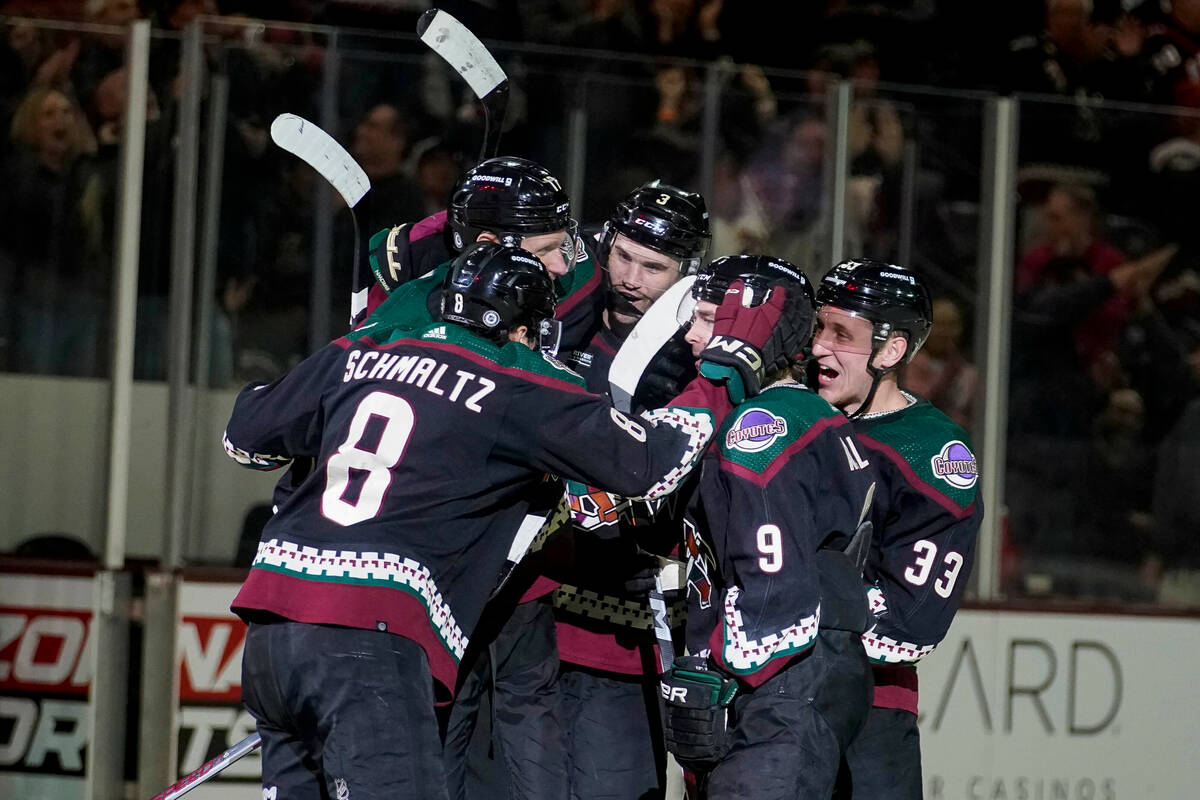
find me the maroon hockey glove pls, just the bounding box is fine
[699,279,792,403]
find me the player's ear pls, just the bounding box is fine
[507,324,531,347]
[872,334,908,371]
[476,231,500,244]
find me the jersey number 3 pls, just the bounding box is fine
[322,391,414,526]
[903,539,963,599]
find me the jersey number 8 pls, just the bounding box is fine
[322,391,414,526]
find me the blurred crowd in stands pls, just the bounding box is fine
[4,0,1200,604]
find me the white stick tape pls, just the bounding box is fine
[270,113,370,208]
[419,9,506,99]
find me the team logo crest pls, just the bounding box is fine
[453,231,464,249]
[725,409,787,453]
[482,310,501,327]
[931,440,978,489]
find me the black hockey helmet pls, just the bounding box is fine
[815,259,933,364]
[599,180,711,273]
[439,241,557,345]
[448,156,577,254]
[692,254,817,373]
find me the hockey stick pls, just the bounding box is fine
[269,113,373,326]
[609,276,697,413]
[417,8,510,161]
[648,570,677,673]
[148,731,261,800]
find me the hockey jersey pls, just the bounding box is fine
[552,319,693,675]
[362,214,605,357]
[850,394,983,712]
[684,382,875,688]
[223,317,715,700]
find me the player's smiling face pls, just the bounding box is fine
[606,233,681,325]
[811,305,877,412]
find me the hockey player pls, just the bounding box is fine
[548,180,711,800]
[359,155,602,355]
[359,171,704,800]
[810,259,984,800]
[223,241,795,799]
[661,254,877,800]
[559,180,711,387]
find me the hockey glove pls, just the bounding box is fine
[699,279,793,403]
[660,655,739,768]
[633,328,699,414]
[816,521,873,634]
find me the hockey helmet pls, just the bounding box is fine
[599,180,711,273]
[692,253,817,374]
[815,259,933,364]
[448,156,577,255]
[439,241,557,344]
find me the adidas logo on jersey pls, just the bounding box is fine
[423,325,448,340]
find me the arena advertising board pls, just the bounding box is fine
[0,572,93,799]
[174,581,258,799]
[3,571,1198,798]
[919,609,1200,799]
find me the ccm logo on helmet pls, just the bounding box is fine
[879,271,915,284]
[634,216,668,235]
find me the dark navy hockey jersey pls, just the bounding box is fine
[223,319,715,699]
[850,394,983,711]
[551,319,689,675]
[684,382,875,688]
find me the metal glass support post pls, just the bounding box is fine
[310,29,339,351]
[87,570,133,800]
[165,19,205,571]
[973,96,1019,600]
[698,60,726,208]
[91,22,150,798]
[824,80,852,268]
[185,73,229,561]
[898,140,918,265]
[565,79,587,223]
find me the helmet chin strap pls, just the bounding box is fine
[849,361,891,420]
[848,324,900,420]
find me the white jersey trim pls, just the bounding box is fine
[636,407,714,499]
[720,585,819,673]
[251,538,467,661]
[860,626,938,664]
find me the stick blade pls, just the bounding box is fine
[418,8,507,99]
[609,276,696,413]
[270,113,370,208]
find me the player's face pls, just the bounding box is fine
[520,230,575,278]
[810,306,877,413]
[684,300,719,360]
[606,233,682,325]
